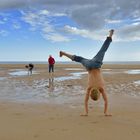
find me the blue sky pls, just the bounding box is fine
[0,0,140,62]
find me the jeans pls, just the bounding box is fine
[49,64,54,73]
[72,37,112,70]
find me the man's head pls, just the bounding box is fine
[90,88,100,101]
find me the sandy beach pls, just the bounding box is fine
[0,63,140,140]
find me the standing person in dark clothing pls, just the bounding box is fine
[48,55,55,75]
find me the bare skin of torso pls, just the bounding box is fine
[88,69,105,89]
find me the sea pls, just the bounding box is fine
[0,61,140,65]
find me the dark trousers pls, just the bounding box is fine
[49,64,54,73]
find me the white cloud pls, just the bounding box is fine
[21,10,70,42]
[39,9,49,15]
[1,0,140,41]
[64,25,94,39]
[42,33,70,42]
[0,30,9,36]
[116,23,140,41]
[13,22,21,29]
[64,25,112,41]
[1,0,140,29]
[105,19,122,24]
[64,24,140,42]
[0,20,5,24]
[0,17,8,24]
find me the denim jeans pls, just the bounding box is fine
[72,37,112,70]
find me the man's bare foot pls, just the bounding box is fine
[109,29,114,37]
[59,51,63,57]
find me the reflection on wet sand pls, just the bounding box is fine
[0,65,140,103]
[47,77,54,92]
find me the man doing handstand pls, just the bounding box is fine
[59,29,114,116]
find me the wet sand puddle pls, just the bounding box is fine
[125,70,140,74]
[106,82,140,97]
[9,69,39,76]
[0,68,139,103]
[0,70,87,103]
[0,78,85,104]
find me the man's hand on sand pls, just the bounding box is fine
[104,113,112,117]
[80,113,88,117]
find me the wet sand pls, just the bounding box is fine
[0,64,140,140]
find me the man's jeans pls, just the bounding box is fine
[72,37,112,70]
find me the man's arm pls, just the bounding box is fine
[53,58,55,64]
[101,89,112,116]
[81,88,90,116]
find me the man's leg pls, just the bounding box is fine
[60,51,73,60]
[93,29,114,63]
[60,51,86,63]
[60,51,91,70]
[52,65,54,73]
[30,70,32,75]
[49,65,51,73]
[29,68,32,75]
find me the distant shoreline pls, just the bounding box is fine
[0,61,140,65]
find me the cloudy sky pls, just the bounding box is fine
[0,0,140,62]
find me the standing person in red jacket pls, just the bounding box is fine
[48,55,55,75]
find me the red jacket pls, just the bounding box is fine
[48,57,55,65]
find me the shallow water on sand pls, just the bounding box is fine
[0,78,85,104]
[9,69,38,76]
[0,69,86,103]
[125,70,140,74]
[0,68,140,103]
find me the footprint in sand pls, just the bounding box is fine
[78,123,84,125]
[33,134,39,138]
[90,121,99,124]
[50,129,55,131]
[61,128,69,131]
[14,113,23,116]
[49,117,55,120]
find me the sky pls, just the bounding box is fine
[0,0,140,62]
